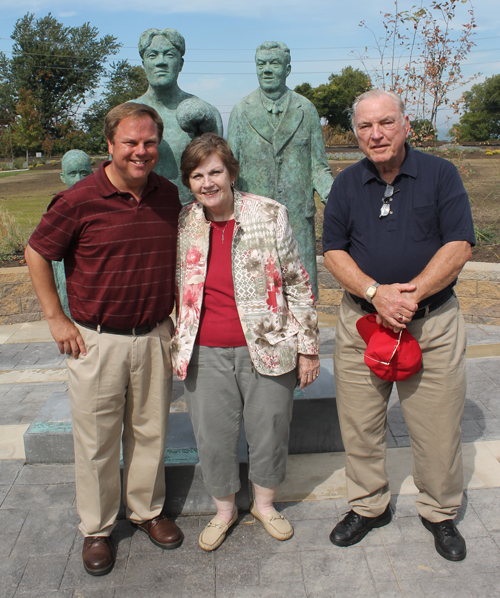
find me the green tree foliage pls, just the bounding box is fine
[452,75,500,142]
[295,67,372,130]
[0,51,15,127]
[8,12,120,137]
[82,60,149,153]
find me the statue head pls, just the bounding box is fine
[139,28,185,89]
[60,150,92,188]
[255,41,291,98]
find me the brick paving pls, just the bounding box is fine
[0,323,500,596]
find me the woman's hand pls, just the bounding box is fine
[298,354,320,389]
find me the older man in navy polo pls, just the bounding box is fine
[25,103,182,576]
[323,89,475,561]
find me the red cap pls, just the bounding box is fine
[356,314,422,382]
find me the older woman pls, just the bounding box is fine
[171,133,320,551]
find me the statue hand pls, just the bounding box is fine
[176,98,217,136]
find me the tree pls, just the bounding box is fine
[0,51,15,127]
[452,75,500,141]
[354,0,477,139]
[82,60,149,153]
[295,67,372,130]
[410,119,437,143]
[8,12,120,138]
[11,89,44,162]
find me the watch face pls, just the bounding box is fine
[367,286,377,298]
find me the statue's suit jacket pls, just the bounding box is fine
[227,89,333,219]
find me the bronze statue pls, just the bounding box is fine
[53,150,93,318]
[133,28,223,205]
[228,41,333,300]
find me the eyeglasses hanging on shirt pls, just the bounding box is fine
[379,184,400,219]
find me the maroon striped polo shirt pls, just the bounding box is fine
[29,161,181,329]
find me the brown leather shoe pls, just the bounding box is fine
[132,514,183,549]
[82,536,114,576]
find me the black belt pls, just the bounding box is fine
[75,320,163,336]
[349,288,454,320]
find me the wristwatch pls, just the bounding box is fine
[365,282,380,304]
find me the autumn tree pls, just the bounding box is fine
[11,89,44,162]
[452,75,500,141]
[353,0,477,140]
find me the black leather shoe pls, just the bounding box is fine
[329,505,392,547]
[421,517,466,561]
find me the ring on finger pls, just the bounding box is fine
[397,315,403,322]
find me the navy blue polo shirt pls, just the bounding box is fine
[322,144,475,305]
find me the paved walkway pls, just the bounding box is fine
[1,320,500,597]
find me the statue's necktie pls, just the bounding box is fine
[271,103,281,127]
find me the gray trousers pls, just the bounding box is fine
[184,345,297,497]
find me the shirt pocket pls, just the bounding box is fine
[410,205,439,242]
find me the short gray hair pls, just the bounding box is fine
[138,28,185,59]
[350,89,406,130]
[255,41,291,66]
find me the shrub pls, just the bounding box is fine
[13,158,24,169]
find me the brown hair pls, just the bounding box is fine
[180,133,240,188]
[104,102,164,143]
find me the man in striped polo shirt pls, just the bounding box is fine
[25,103,182,576]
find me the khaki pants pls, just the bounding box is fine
[67,320,173,537]
[334,292,466,522]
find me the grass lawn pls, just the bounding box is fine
[0,170,29,179]
[0,170,64,225]
[0,197,51,227]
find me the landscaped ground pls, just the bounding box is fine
[315,153,500,263]
[1,153,499,265]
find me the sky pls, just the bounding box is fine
[0,0,499,138]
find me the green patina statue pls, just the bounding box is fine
[227,41,333,301]
[133,28,223,205]
[52,150,92,318]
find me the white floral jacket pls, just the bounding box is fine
[171,191,319,380]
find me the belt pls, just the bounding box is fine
[349,288,453,321]
[75,320,163,336]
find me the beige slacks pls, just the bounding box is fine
[334,292,466,522]
[67,320,173,537]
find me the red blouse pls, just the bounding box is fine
[195,220,246,347]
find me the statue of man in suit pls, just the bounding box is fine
[227,41,333,300]
[133,28,223,205]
